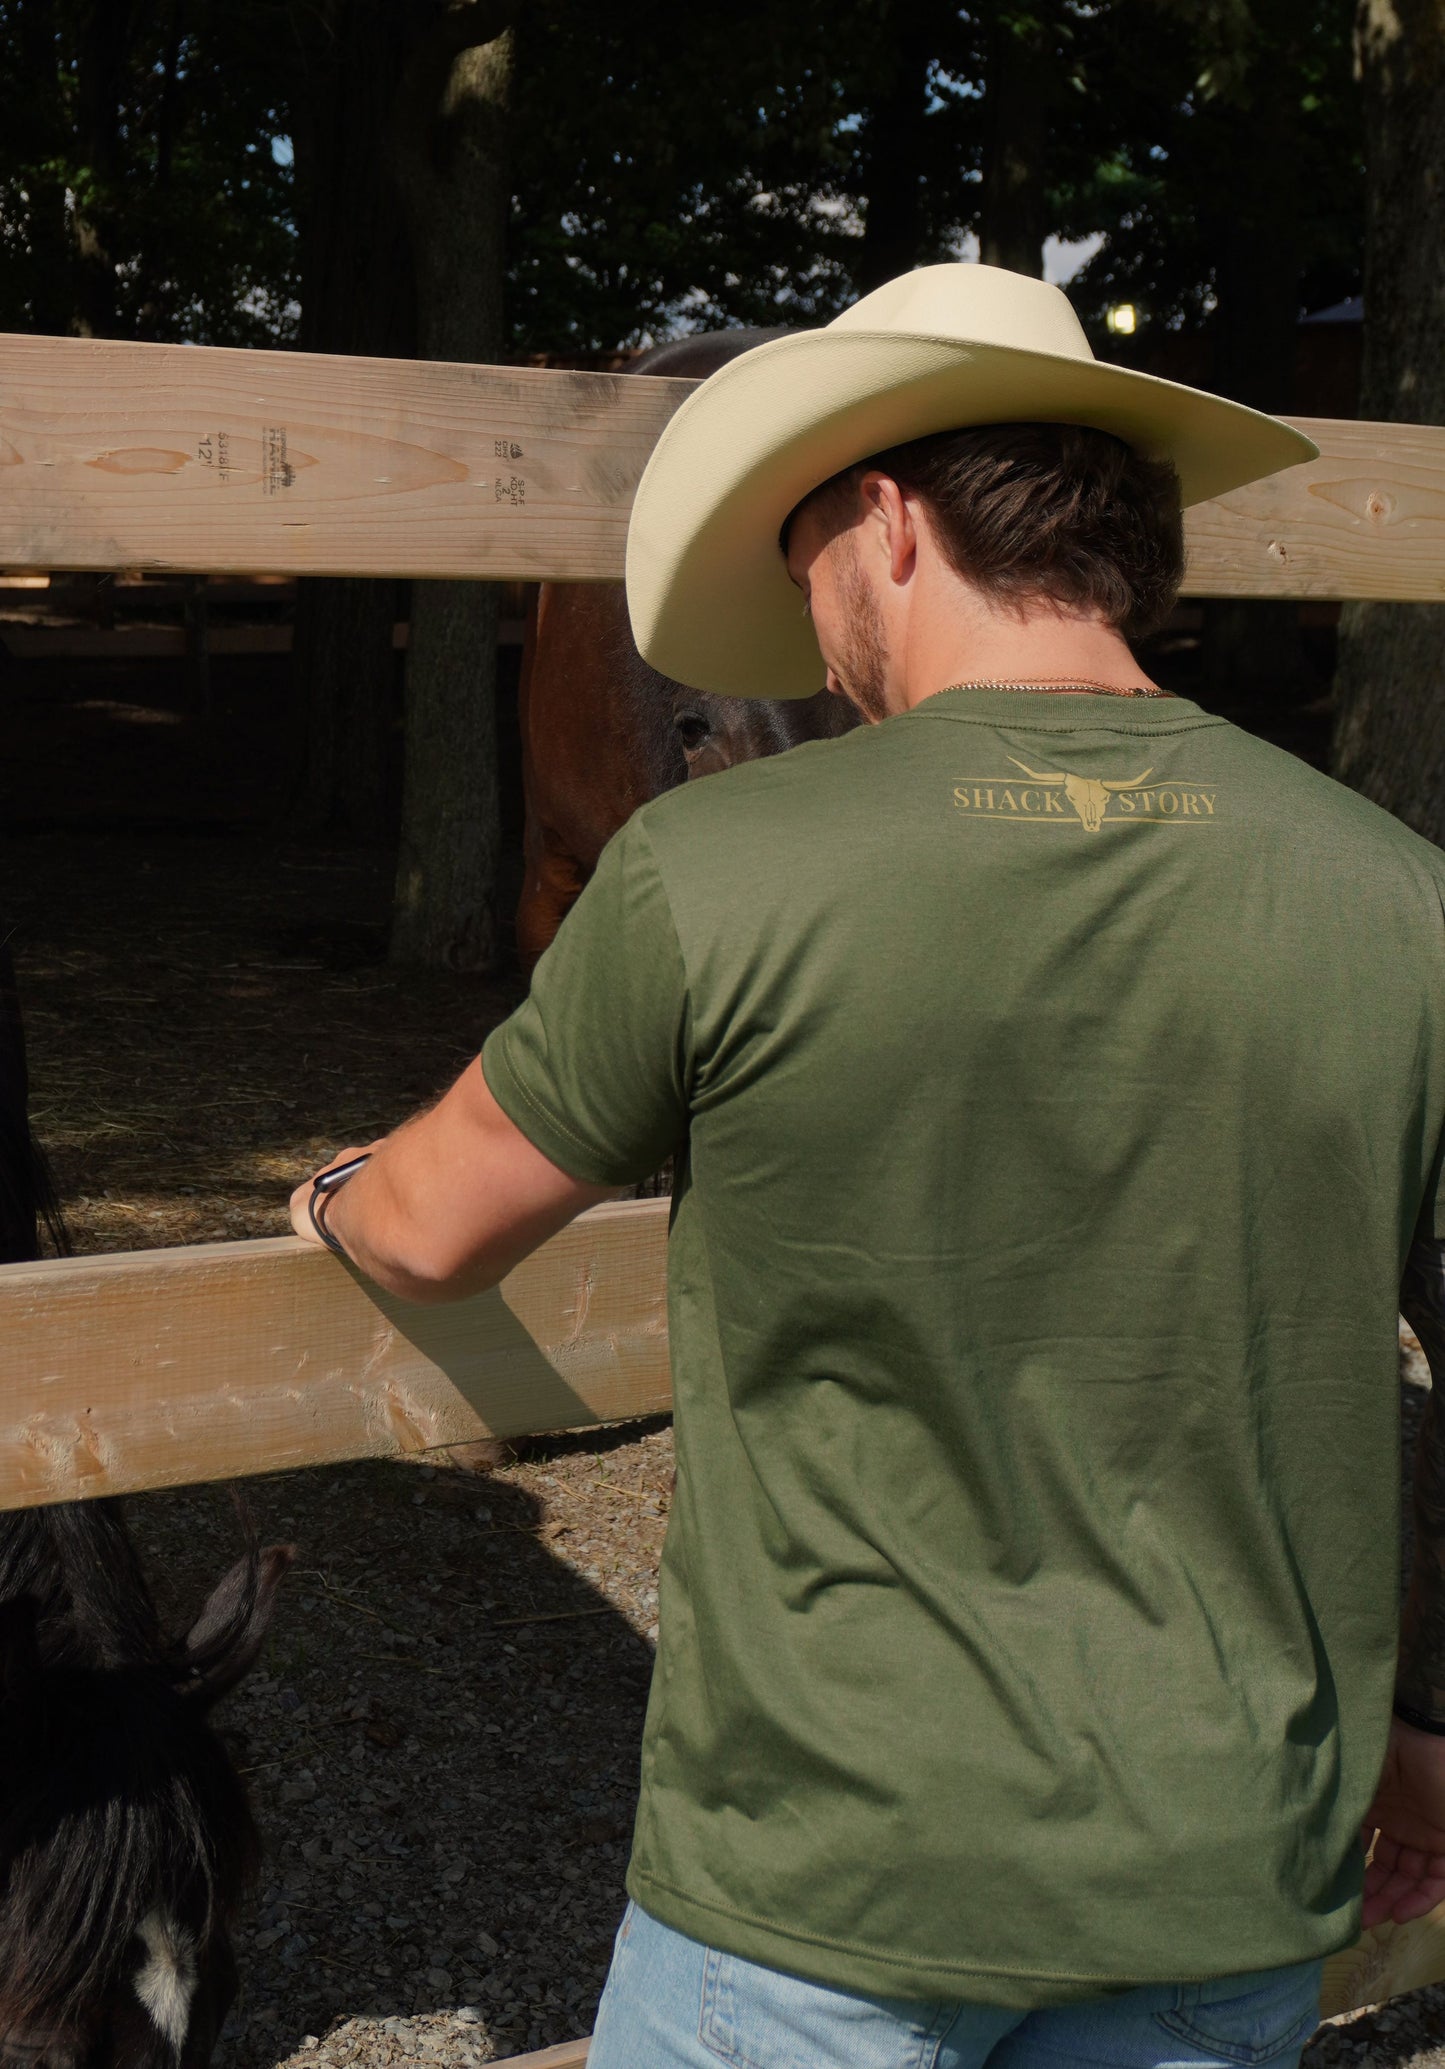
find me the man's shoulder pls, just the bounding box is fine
[1217,722,1445,881]
[636,724,879,848]
[629,709,1445,918]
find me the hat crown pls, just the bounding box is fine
[626,261,1319,700]
[828,262,1095,365]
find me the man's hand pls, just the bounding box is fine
[289,1145,378,1249]
[1362,1718,1445,1926]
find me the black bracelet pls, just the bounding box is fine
[308,1154,372,1258]
[1393,1698,1445,1737]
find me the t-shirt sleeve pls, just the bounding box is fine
[482,813,689,1186]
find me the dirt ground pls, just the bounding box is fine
[2,810,666,2064]
[2,638,1440,2064]
[3,646,652,2065]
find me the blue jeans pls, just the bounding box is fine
[588,1902,1323,2069]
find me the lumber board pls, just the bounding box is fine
[0,334,691,582]
[0,1198,670,1510]
[1320,1903,1445,2020]
[0,623,292,659]
[2,334,1443,600]
[501,2042,589,2068]
[0,619,524,657]
[1184,416,1445,603]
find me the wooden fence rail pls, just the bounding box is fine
[3,334,1445,599]
[0,1200,670,1510]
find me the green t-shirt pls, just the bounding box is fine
[482,687,1445,2008]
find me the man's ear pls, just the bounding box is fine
[182,1544,293,1708]
[858,471,916,585]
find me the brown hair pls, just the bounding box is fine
[785,422,1184,643]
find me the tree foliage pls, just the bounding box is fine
[1332,0,1445,843]
[507,0,991,349]
[506,4,859,349]
[0,1,1365,367]
[501,0,1363,365]
[0,0,298,342]
[1057,0,1362,350]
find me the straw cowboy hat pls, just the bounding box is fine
[624,262,1319,700]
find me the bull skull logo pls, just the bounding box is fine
[1007,757,1155,834]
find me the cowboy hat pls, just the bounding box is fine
[623,262,1319,700]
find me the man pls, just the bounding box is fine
[293,264,1445,2068]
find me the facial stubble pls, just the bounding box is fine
[832,535,891,724]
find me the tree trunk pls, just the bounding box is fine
[70,0,130,338]
[389,23,513,970]
[979,9,1048,276]
[1333,0,1445,840]
[853,9,932,293]
[16,0,71,334]
[133,0,183,340]
[32,0,124,628]
[288,0,417,838]
[1198,83,1311,727]
[293,577,405,835]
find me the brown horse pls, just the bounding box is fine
[517,330,858,964]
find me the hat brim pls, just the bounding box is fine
[624,329,1319,700]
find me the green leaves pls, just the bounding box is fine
[0,0,298,342]
[0,0,1364,366]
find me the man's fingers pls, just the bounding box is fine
[289,1175,322,1243]
[1371,1874,1445,1927]
[1397,1879,1445,1924]
[1360,1832,1445,1927]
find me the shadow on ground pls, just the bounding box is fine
[130,1421,671,2066]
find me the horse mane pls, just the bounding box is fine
[0,1505,166,1675]
[630,326,789,379]
[0,1513,280,2036]
[0,1609,258,2031]
[0,940,282,2042]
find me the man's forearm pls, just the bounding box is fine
[291,1058,618,1301]
[314,1131,450,1301]
[319,1113,568,1302]
[1397,1235,1445,1720]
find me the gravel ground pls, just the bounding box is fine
[130,1426,674,2067]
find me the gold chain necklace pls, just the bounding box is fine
[945,678,1174,700]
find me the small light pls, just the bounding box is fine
[1106,302,1138,337]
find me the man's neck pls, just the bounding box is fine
[890,598,1156,714]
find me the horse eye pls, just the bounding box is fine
[675,712,711,751]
